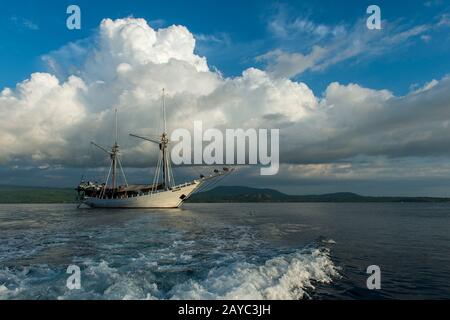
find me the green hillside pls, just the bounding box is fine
[0,185,77,203]
[188,186,450,203]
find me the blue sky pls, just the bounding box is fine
[1,0,449,95]
[1,1,450,195]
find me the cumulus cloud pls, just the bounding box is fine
[1,16,450,186]
[281,77,450,164]
[0,73,87,164]
[0,17,316,168]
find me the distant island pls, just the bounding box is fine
[187,186,450,203]
[0,185,449,204]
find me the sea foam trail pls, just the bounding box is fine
[0,246,338,300]
[169,247,338,300]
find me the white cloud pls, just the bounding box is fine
[265,18,432,78]
[411,79,439,94]
[1,16,450,181]
[256,46,326,79]
[11,16,39,31]
[438,13,450,27]
[195,32,231,45]
[0,18,316,167]
[262,7,450,79]
[0,73,86,164]
[267,10,346,40]
[421,34,432,42]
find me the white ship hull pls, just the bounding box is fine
[83,180,201,208]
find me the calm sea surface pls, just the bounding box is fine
[0,203,449,299]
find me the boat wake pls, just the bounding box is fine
[0,244,338,300]
[168,246,339,300]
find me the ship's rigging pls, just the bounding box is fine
[76,88,234,208]
[90,108,128,198]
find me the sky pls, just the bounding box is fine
[0,0,450,196]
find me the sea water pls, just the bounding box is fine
[0,203,449,299]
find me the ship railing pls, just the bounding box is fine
[90,180,201,199]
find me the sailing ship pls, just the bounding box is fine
[76,89,232,208]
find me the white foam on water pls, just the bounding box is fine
[57,259,161,300]
[180,254,192,261]
[0,284,9,298]
[60,246,338,300]
[0,284,22,300]
[1,245,338,300]
[169,247,338,300]
[0,267,29,300]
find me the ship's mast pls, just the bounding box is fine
[129,88,173,191]
[91,108,128,198]
[111,108,119,190]
[161,89,170,190]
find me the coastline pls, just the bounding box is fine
[1,185,449,204]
